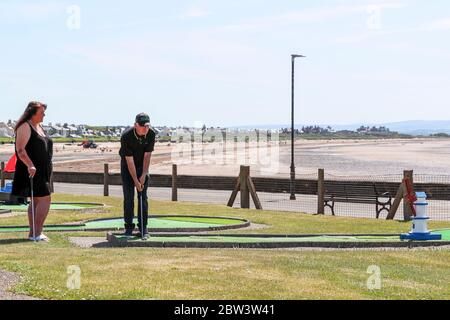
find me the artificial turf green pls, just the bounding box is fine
[0,216,245,233]
[162,216,242,225]
[435,229,450,240]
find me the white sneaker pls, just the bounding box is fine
[28,236,37,241]
[36,234,50,242]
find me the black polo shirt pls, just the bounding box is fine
[119,127,156,169]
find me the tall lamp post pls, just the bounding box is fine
[290,54,306,200]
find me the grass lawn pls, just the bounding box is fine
[0,193,449,300]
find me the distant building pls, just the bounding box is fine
[156,127,171,137]
[0,121,243,141]
[47,124,69,137]
[0,122,14,138]
[66,125,80,135]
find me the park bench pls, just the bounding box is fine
[324,183,392,219]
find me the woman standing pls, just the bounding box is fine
[12,102,53,241]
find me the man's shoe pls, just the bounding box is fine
[137,228,149,240]
[124,229,134,237]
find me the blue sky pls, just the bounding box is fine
[1,0,449,127]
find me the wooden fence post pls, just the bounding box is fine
[387,183,404,220]
[227,177,240,207]
[172,164,178,201]
[317,169,325,214]
[1,162,5,189]
[227,165,262,210]
[239,165,250,209]
[247,174,262,210]
[103,163,109,197]
[403,170,414,221]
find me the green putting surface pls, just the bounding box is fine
[161,216,241,225]
[436,229,450,241]
[85,217,243,230]
[0,216,248,233]
[0,202,103,211]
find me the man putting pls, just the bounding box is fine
[119,113,156,238]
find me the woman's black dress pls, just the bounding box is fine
[12,122,53,197]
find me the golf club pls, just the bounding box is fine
[30,176,36,242]
[139,190,144,240]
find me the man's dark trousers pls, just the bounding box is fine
[121,161,149,231]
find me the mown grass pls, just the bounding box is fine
[0,193,449,300]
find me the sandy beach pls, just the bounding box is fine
[2,138,450,178]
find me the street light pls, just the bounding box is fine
[290,54,306,201]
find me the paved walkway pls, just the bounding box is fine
[53,183,321,213]
[0,269,39,300]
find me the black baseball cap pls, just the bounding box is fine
[135,113,150,126]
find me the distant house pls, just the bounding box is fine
[0,122,14,138]
[155,127,170,137]
[48,124,69,137]
[49,133,63,138]
[66,125,80,135]
[83,129,96,137]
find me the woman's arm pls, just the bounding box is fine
[15,124,36,177]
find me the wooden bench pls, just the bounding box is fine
[324,183,392,219]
